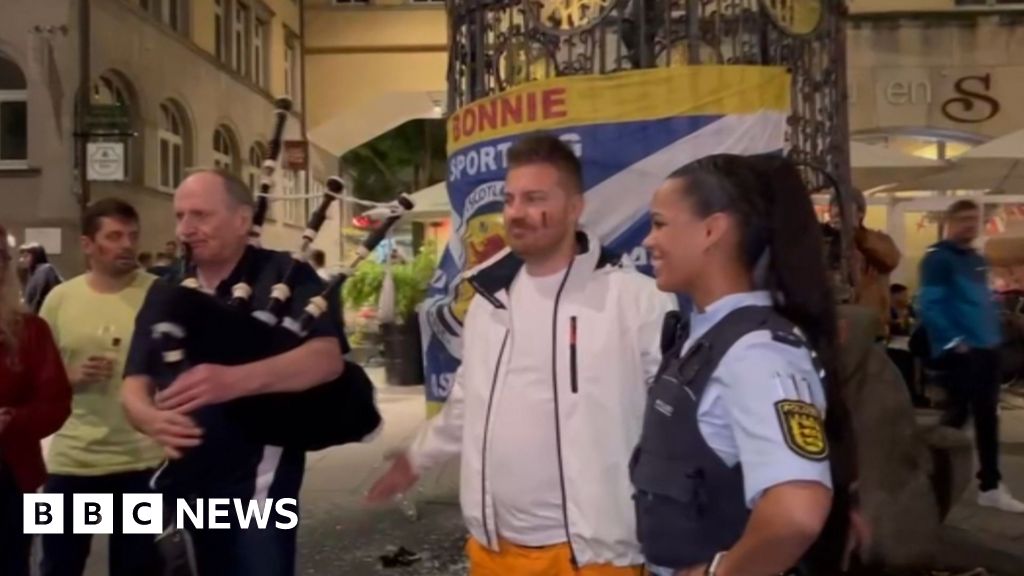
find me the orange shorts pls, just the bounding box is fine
[466,537,645,576]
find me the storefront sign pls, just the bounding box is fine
[851,71,1003,128]
[941,74,1001,124]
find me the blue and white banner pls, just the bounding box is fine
[419,66,790,411]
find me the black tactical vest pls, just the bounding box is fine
[631,305,817,569]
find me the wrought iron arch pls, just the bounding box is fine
[446,0,851,193]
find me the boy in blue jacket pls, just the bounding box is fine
[919,199,1024,513]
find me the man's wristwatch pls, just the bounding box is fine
[705,552,726,576]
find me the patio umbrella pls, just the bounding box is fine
[888,128,1024,193]
[849,141,947,191]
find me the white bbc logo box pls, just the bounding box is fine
[24,494,163,535]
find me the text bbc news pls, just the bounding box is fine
[22,494,299,534]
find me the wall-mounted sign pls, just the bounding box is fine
[24,228,62,255]
[852,70,1003,126]
[84,104,131,134]
[86,142,125,181]
[283,140,307,171]
[941,73,1001,124]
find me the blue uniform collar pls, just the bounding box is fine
[688,291,774,345]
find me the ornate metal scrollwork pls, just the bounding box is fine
[526,0,621,34]
[759,0,824,37]
[447,0,850,194]
[495,34,560,91]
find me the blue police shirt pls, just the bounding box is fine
[650,291,833,576]
[685,291,832,506]
[125,246,348,501]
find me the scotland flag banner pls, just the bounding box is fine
[420,66,790,413]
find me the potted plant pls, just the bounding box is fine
[341,260,385,365]
[342,242,437,386]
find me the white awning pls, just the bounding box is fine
[888,129,1024,193]
[308,91,446,156]
[849,141,947,191]
[407,180,451,221]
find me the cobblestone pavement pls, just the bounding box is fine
[68,373,1024,575]
[933,390,1024,575]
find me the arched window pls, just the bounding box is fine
[158,100,188,190]
[282,170,301,225]
[212,125,239,174]
[0,54,28,165]
[92,71,139,181]
[247,143,265,194]
[162,0,184,33]
[94,75,130,108]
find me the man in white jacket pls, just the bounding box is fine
[369,133,675,575]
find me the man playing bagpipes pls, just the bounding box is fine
[121,169,348,576]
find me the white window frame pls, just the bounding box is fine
[158,103,185,191]
[247,145,264,196]
[282,170,306,226]
[306,179,326,224]
[214,0,226,62]
[955,0,1024,6]
[234,1,250,77]
[0,90,28,168]
[213,127,236,173]
[253,18,267,88]
[283,32,299,100]
[161,0,182,32]
[0,56,28,168]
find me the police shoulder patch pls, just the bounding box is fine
[774,400,829,461]
[771,330,804,349]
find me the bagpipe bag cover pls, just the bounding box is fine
[144,280,382,451]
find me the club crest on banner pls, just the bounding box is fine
[420,66,791,410]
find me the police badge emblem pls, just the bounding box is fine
[775,400,829,461]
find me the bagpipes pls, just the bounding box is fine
[248,97,292,247]
[149,99,415,452]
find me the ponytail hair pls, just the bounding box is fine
[669,153,854,570]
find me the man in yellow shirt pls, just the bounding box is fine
[38,198,164,576]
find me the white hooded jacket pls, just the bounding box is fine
[408,231,676,567]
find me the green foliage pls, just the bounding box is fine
[341,240,439,324]
[342,260,384,310]
[348,328,367,348]
[392,240,438,321]
[341,119,447,203]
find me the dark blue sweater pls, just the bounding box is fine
[918,240,1001,358]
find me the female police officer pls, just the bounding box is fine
[632,154,852,576]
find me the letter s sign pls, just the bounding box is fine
[942,73,1000,124]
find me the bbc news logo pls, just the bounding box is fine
[23,495,299,534]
